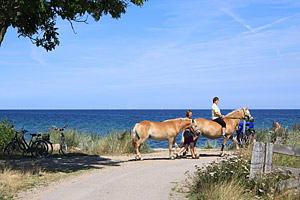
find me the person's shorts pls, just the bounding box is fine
[184,136,194,145]
[213,117,226,128]
[184,130,194,145]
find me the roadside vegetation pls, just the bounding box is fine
[0,117,152,199]
[255,122,300,168]
[0,165,93,200]
[188,123,300,200]
[49,129,153,155]
[0,117,14,151]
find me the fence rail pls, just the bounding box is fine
[250,141,300,190]
[273,144,300,157]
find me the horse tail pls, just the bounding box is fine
[132,123,139,147]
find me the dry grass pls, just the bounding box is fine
[0,165,92,199]
[198,180,256,200]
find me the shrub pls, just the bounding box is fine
[0,117,14,151]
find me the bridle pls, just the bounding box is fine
[191,119,201,136]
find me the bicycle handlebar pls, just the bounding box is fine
[51,125,67,131]
[14,129,28,135]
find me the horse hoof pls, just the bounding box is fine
[135,156,141,161]
[220,153,225,157]
[170,155,176,160]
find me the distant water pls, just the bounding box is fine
[0,109,299,148]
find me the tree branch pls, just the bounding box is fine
[67,19,77,34]
[0,24,8,46]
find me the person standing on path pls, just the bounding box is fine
[177,110,197,158]
[212,97,227,138]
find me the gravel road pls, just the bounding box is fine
[16,149,223,200]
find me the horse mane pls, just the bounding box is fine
[163,118,185,122]
[226,108,242,117]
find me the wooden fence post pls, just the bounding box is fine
[265,143,274,173]
[250,142,265,179]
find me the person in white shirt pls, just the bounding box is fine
[212,97,227,138]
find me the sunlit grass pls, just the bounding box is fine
[49,129,152,155]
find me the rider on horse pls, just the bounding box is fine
[212,97,227,138]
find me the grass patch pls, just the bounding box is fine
[273,154,300,169]
[202,140,219,149]
[49,129,153,155]
[188,152,298,200]
[255,124,300,168]
[0,165,93,200]
[189,123,300,200]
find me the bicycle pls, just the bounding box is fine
[237,129,254,147]
[3,128,53,158]
[52,125,68,155]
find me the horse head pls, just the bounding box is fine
[243,107,254,122]
[191,119,201,136]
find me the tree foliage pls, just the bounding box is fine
[0,0,147,51]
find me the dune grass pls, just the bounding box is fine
[188,124,300,200]
[49,129,153,155]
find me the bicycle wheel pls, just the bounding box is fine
[3,142,24,159]
[59,138,67,155]
[31,140,49,158]
[3,142,14,158]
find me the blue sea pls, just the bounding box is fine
[0,109,299,148]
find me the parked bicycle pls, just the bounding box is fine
[236,122,256,147]
[3,128,53,158]
[51,125,68,155]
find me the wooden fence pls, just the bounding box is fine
[250,141,300,190]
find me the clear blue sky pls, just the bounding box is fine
[1,0,300,109]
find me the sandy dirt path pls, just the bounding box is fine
[15,149,224,200]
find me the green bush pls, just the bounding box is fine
[0,117,14,151]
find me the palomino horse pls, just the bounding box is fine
[132,118,197,160]
[188,107,254,156]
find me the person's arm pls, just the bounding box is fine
[215,111,224,118]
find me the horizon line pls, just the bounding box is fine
[0,108,300,110]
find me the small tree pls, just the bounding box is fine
[0,0,148,51]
